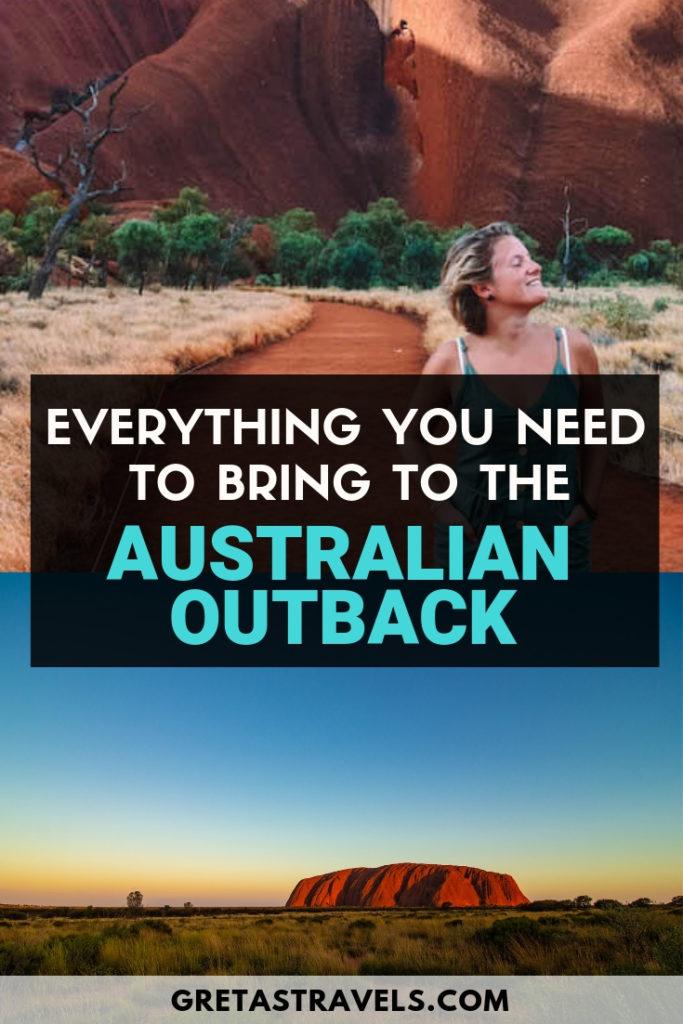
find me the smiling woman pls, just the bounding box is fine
[422,222,608,572]
[438,222,598,374]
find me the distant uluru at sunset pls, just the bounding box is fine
[286,862,529,908]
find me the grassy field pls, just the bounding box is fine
[0,907,680,975]
[0,288,311,571]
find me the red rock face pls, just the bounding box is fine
[0,0,201,143]
[0,147,49,214]
[2,0,408,225]
[387,0,683,245]
[286,863,529,908]
[1,0,679,242]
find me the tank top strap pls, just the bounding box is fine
[554,326,572,374]
[454,336,476,375]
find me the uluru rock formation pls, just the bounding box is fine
[1,0,680,243]
[0,0,201,142]
[1,0,407,226]
[286,863,529,908]
[386,0,683,245]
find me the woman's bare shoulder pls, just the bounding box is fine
[422,338,461,375]
[565,326,599,374]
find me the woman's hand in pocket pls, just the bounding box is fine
[564,504,590,528]
[430,500,478,543]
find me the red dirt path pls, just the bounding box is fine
[205,301,683,571]
[204,301,426,375]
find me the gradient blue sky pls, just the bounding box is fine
[1,573,680,906]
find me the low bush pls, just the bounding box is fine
[581,293,651,339]
[142,919,173,935]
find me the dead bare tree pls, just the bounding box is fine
[559,183,588,291]
[24,77,143,300]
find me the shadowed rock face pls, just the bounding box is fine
[386,0,683,245]
[286,863,529,908]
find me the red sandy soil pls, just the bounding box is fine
[203,300,425,376]
[1,1,679,242]
[205,301,683,569]
[286,862,529,908]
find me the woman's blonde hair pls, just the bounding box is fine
[441,221,514,335]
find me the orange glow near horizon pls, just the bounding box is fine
[1,850,680,908]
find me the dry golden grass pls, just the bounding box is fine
[0,907,680,975]
[0,287,311,571]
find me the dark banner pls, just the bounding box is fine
[31,374,659,667]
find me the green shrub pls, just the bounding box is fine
[476,915,569,959]
[0,941,43,973]
[332,198,408,286]
[584,292,651,339]
[555,235,597,285]
[400,235,441,288]
[652,297,669,313]
[0,210,15,237]
[521,900,575,912]
[143,918,173,934]
[154,186,210,225]
[269,208,321,238]
[329,240,381,289]
[584,225,634,268]
[478,916,545,945]
[658,930,683,973]
[113,220,167,294]
[626,241,679,282]
[625,250,658,280]
[47,933,104,973]
[664,253,683,289]
[276,230,324,285]
[172,212,223,286]
[584,268,627,287]
[15,192,63,258]
[0,271,30,294]
[102,922,142,939]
